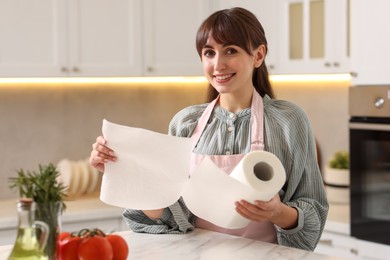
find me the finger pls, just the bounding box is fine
[96,136,106,145]
[235,201,265,221]
[90,150,105,166]
[238,200,263,215]
[93,141,116,159]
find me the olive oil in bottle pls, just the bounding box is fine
[8,199,48,260]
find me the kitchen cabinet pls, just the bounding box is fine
[315,203,390,260]
[279,0,350,74]
[315,231,359,260]
[0,0,214,77]
[211,1,280,75]
[65,0,142,77]
[142,0,212,76]
[350,0,390,85]
[0,0,142,77]
[0,0,65,77]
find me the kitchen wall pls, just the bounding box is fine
[0,79,349,199]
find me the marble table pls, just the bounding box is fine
[0,228,342,260]
[116,229,341,260]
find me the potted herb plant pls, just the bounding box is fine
[323,151,350,204]
[9,163,67,260]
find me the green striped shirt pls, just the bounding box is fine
[123,95,328,251]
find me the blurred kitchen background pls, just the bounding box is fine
[0,1,389,259]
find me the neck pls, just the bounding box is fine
[219,89,254,113]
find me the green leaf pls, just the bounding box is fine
[8,163,67,212]
[328,151,349,170]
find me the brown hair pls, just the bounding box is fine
[195,7,274,101]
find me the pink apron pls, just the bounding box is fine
[190,91,277,243]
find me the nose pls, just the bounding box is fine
[214,54,226,71]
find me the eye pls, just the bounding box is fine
[202,49,215,58]
[226,47,238,55]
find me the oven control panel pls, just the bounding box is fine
[350,86,390,117]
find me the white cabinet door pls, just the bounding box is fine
[350,0,390,85]
[142,0,212,76]
[315,231,359,260]
[279,0,349,74]
[324,0,349,73]
[211,1,280,75]
[0,0,66,77]
[66,0,142,76]
[0,0,142,77]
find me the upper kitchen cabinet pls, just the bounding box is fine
[0,0,142,77]
[350,0,390,85]
[211,1,280,75]
[0,0,65,77]
[279,0,350,74]
[66,0,142,76]
[142,0,212,76]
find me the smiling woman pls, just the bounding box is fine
[90,7,328,252]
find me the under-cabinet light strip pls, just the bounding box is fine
[0,74,351,84]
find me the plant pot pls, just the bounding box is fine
[323,167,350,204]
[35,202,62,260]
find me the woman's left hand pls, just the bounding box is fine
[235,194,282,223]
[235,194,298,229]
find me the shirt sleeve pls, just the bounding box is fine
[264,97,329,251]
[123,197,196,234]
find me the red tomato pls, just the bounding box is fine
[57,235,82,260]
[106,234,129,260]
[78,235,113,260]
[58,232,71,241]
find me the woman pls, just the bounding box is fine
[90,7,328,251]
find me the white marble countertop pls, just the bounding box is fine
[0,228,343,260]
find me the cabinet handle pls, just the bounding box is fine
[61,67,69,73]
[350,71,358,78]
[72,67,80,73]
[324,62,331,67]
[333,62,340,67]
[350,248,358,255]
[268,64,275,70]
[147,66,154,72]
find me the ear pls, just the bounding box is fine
[254,45,266,68]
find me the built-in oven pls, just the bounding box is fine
[349,86,390,246]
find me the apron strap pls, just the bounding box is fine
[191,96,220,150]
[250,92,265,151]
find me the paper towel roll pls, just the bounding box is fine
[230,151,286,202]
[181,151,286,229]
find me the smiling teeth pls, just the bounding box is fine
[215,74,232,80]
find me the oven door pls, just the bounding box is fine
[350,119,390,245]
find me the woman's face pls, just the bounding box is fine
[201,36,265,96]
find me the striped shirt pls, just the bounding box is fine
[123,94,328,251]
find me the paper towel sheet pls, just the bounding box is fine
[100,119,286,229]
[100,119,193,210]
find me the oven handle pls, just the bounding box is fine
[349,122,390,131]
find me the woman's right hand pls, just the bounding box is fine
[90,136,117,172]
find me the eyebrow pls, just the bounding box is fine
[202,43,234,49]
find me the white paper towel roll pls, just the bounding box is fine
[181,151,286,229]
[230,151,286,202]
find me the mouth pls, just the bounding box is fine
[214,73,235,83]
